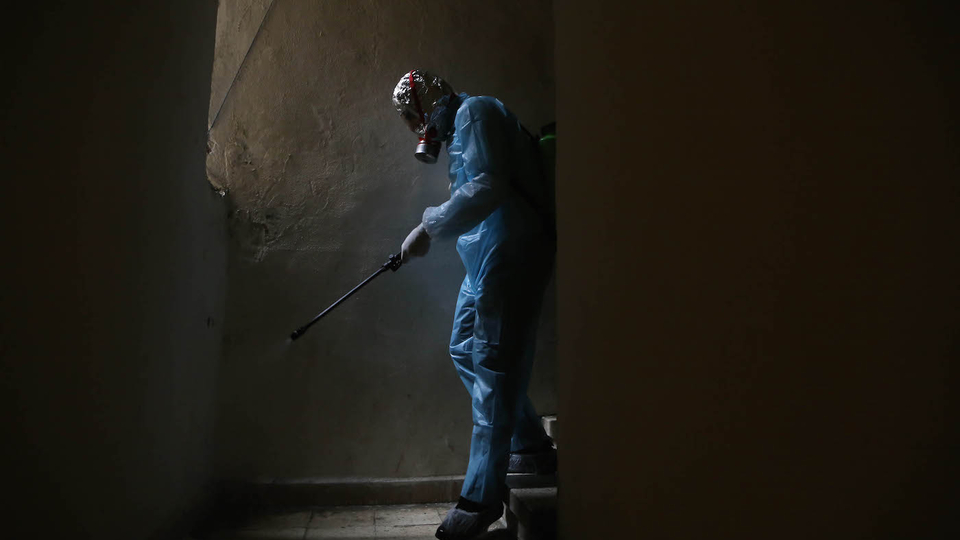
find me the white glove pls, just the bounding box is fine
[401,223,431,263]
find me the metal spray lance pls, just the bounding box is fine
[289,253,402,340]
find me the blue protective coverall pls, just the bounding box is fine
[421,93,554,506]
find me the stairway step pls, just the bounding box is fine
[506,473,557,490]
[500,418,558,539]
[541,415,558,445]
[509,487,557,540]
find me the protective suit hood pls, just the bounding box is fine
[393,70,458,163]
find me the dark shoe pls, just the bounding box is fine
[507,442,557,474]
[436,501,504,539]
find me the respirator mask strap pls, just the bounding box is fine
[409,71,442,164]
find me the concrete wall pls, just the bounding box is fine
[207,0,557,480]
[555,1,958,538]
[1,2,224,538]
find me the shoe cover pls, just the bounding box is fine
[507,444,557,475]
[435,504,504,539]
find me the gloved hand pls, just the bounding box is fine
[401,223,431,263]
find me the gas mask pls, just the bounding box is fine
[393,70,457,164]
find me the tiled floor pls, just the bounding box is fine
[203,503,511,540]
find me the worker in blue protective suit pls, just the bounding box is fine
[393,70,556,540]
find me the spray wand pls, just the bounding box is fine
[289,253,403,341]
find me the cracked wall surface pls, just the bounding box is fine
[207,0,556,480]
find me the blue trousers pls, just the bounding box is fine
[449,269,550,505]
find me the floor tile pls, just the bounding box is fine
[211,528,307,540]
[375,505,443,527]
[239,511,313,530]
[374,523,438,538]
[307,507,376,538]
[305,538,376,540]
[433,502,452,522]
[305,528,376,539]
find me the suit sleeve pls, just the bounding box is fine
[421,101,514,240]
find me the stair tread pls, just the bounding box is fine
[510,487,557,515]
[507,486,557,540]
[505,474,557,490]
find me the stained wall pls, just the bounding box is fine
[207,0,557,480]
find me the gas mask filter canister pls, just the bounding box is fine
[408,71,441,164]
[415,127,442,164]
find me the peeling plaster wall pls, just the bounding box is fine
[208,0,556,480]
[2,2,224,538]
